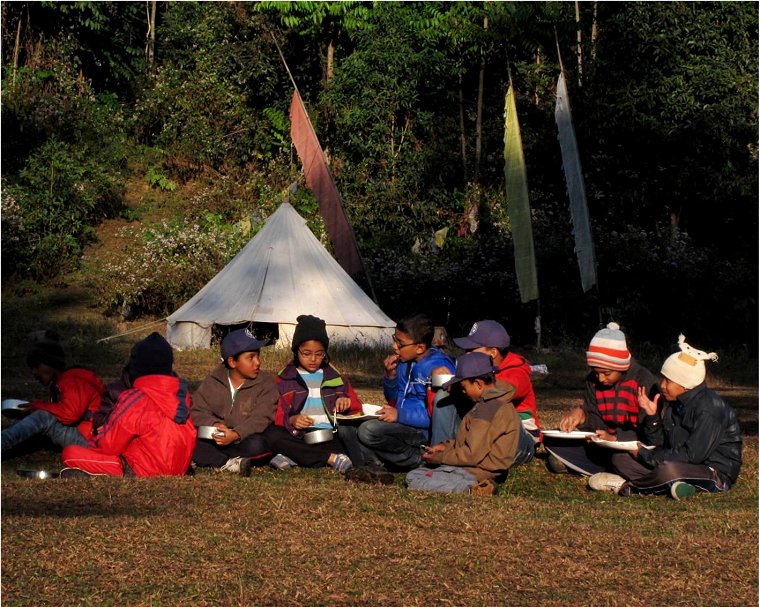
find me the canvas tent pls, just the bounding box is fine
[166,202,396,350]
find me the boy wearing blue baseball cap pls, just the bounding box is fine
[405,352,533,495]
[190,328,280,475]
[432,319,541,444]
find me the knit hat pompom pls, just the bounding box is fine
[660,334,717,389]
[292,315,329,352]
[586,322,631,371]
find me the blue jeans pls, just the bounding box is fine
[1,410,88,454]
[429,391,464,445]
[357,419,426,470]
[514,422,535,466]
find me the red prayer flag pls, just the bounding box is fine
[289,90,363,277]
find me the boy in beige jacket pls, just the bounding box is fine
[405,352,534,495]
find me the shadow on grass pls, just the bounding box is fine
[1,490,163,518]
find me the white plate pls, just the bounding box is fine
[590,438,656,451]
[362,403,382,416]
[541,430,596,439]
[336,403,383,421]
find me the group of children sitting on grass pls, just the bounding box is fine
[1,314,742,500]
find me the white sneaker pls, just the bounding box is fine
[219,456,244,474]
[588,472,627,493]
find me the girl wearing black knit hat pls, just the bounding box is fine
[263,315,366,473]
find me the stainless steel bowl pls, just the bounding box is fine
[2,399,30,419]
[430,374,455,389]
[303,428,335,444]
[197,425,223,440]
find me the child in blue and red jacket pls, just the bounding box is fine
[61,333,196,477]
[1,336,105,455]
[544,322,659,476]
[264,315,362,473]
[351,313,455,477]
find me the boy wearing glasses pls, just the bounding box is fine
[264,315,362,473]
[190,328,280,475]
[353,313,455,476]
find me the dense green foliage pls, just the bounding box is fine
[1,1,757,351]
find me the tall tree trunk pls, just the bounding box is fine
[575,0,583,87]
[534,47,541,105]
[459,73,468,183]
[474,16,488,183]
[12,17,21,83]
[323,38,336,163]
[146,0,157,71]
[326,38,335,82]
[590,0,599,62]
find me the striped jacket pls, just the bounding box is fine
[274,361,363,435]
[579,359,659,441]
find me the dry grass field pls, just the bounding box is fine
[1,285,758,606]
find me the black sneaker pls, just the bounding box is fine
[546,454,568,474]
[345,466,395,485]
[345,467,375,484]
[59,467,97,479]
[239,457,253,478]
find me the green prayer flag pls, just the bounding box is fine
[504,82,539,303]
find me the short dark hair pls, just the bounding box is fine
[26,341,66,371]
[469,372,495,385]
[397,314,435,348]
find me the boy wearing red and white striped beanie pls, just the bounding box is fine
[586,322,631,371]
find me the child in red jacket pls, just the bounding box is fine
[61,333,196,477]
[2,336,104,455]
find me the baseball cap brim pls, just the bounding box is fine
[453,336,482,349]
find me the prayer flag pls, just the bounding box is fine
[504,81,539,303]
[290,90,363,277]
[555,71,597,292]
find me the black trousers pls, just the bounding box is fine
[612,453,727,494]
[263,425,344,468]
[192,433,271,468]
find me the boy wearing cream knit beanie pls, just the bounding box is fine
[601,335,743,499]
[544,322,659,477]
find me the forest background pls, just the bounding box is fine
[1,1,758,358]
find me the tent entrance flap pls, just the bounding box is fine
[167,322,212,351]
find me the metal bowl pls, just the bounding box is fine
[303,428,335,444]
[430,374,455,389]
[197,425,223,440]
[2,399,30,419]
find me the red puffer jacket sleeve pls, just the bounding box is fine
[30,369,104,426]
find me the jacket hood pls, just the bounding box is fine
[482,380,516,403]
[133,375,191,424]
